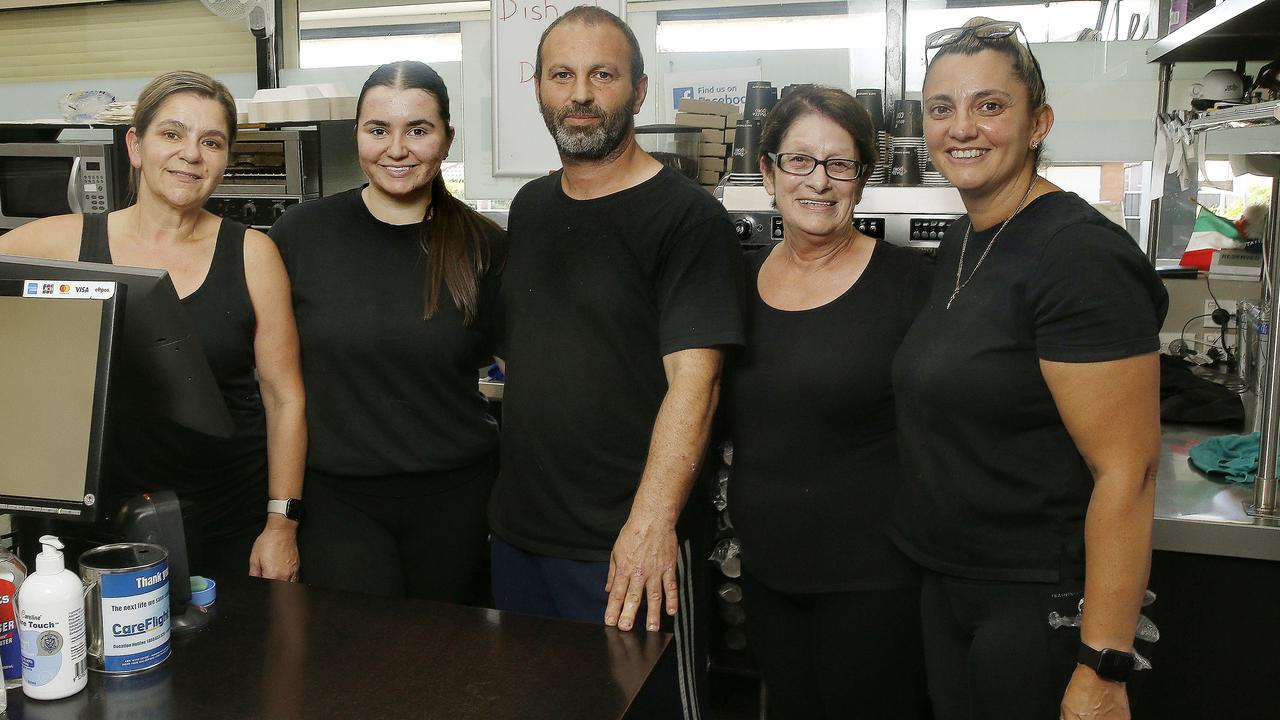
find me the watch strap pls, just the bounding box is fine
[267,498,302,521]
[1077,643,1134,683]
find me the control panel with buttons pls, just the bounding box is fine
[204,197,301,229]
[909,218,955,242]
[80,159,110,214]
[727,211,959,249]
[854,217,885,240]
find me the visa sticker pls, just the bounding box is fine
[20,280,115,299]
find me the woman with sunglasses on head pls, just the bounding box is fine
[889,18,1167,720]
[720,86,931,719]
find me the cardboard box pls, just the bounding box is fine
[698,142,727,157]
[698,169,722,185]
[699,156,726,172]
[675,112,726,129]
[725,128,737,144]
[700,184,718,193]
[699,128,725,143]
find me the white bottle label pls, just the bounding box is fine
[19,605,87,687]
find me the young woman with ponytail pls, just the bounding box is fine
[270,61,505,601]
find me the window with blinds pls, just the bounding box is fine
[0,0,256,83]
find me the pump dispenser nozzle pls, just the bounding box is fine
[35,535,66,575]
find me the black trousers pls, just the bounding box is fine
[738,571,931,720]
[299,456,496,603]
[919,570,1084,720]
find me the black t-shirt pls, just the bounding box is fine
[890,191,1168,583]
[491,166,747,561]
[723,241,930,593]
[270,188,505,477]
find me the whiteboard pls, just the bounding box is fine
[490,0,626,177]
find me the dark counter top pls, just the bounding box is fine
[4,576,670,719]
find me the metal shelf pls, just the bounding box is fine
[1203,124,1280,155]
[1146,0,1280,64]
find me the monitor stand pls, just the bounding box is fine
[12,492,209,635]
[116,491,210,635]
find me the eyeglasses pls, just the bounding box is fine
[767,152,868,181]
[925,20,1023,52]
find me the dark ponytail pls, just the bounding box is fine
[357,60,502,324]
[421,171,501,324]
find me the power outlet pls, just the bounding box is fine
[1204,299,1239,329]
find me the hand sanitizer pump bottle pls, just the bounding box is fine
[18,536,88,700]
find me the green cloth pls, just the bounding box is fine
[1189,432,1259,484]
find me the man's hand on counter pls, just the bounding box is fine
[250,516,301,582]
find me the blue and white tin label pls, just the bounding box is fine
[98,560,171,672]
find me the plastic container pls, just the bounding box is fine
[0,550,28,689]
[18,536,88,700]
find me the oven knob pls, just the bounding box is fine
[271,202,288,222]
[733,219,753,240]
[240,201,258,223]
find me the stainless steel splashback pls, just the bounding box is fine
[718,184,966,250]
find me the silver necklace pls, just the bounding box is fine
[946,175,1040,310]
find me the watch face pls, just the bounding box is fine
[1097,649,1134,682]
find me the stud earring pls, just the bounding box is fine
[1030,140,1041,149]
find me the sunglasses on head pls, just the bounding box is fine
[925,20,1023,51]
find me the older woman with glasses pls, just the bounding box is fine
[720,86,931,719]
[889,17,1167,720]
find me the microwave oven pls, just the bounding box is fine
[0,137,128,231]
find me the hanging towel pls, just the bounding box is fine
[1188,432,1260,484]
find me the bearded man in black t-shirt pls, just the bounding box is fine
[488,7,745,719]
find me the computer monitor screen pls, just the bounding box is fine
[0,254,233,438]
[0,278,119,520]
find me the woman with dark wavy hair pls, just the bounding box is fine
[270,60,505,601]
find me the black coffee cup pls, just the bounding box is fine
[892,99,923,137]
[730,118,763,175]
[744,81,778,125]
[890,146,922,185]
[854,88,886,133]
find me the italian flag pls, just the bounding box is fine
[1180,207,1243,271]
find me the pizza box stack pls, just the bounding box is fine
[675,98,740,190]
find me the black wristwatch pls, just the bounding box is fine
[267,498,304,522]
[1077,643,1134,683]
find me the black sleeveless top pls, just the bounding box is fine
[80,213,267,535]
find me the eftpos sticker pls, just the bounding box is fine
[21,280,115,299]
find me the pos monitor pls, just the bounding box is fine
[0,277,119,521]
[0,254,233,439]
[0,255,234,522]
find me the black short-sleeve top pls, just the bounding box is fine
[491,166,747,561]
[270,188,506,478]
[890,191,1168,583]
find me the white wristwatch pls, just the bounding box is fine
[267,498,303,521]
